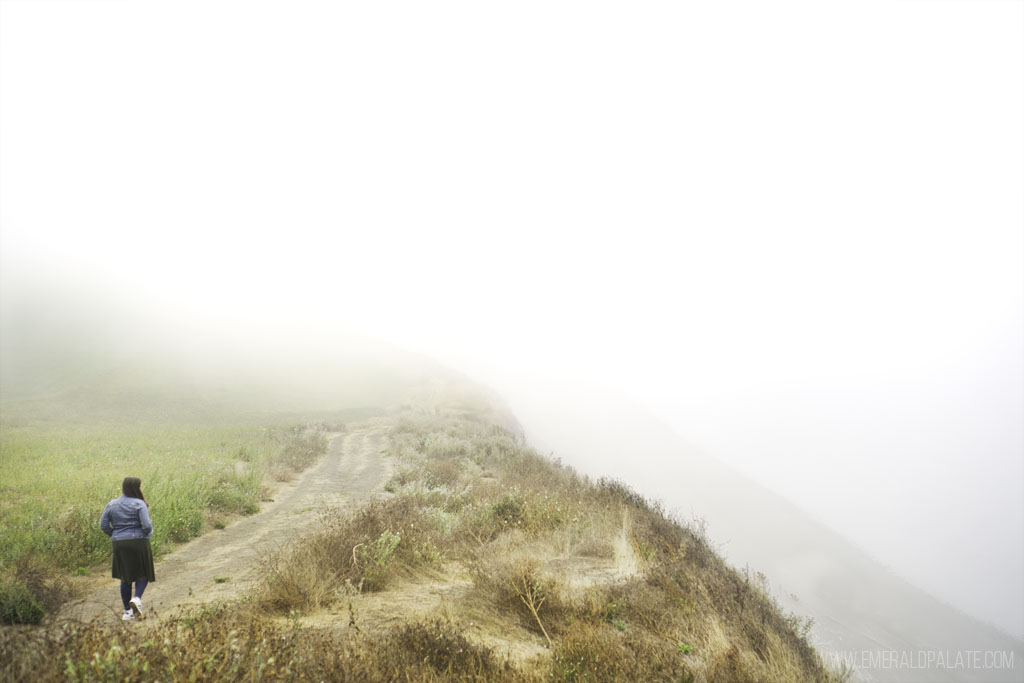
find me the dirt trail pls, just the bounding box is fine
[61,420,393,624]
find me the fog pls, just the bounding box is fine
[2,0,1022,654]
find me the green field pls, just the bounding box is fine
[0,391,380,623]
[4,418,274,566]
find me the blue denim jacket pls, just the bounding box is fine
[100,495,153,540]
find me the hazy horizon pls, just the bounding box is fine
[2,0,1022,644]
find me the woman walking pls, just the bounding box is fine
[100,477,155,621]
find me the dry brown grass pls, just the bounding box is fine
[377,414,850,683]
[0,603,531,682]
[255,496,448,611]
[469,554,570,646]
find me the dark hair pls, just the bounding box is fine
[122,477,146,505]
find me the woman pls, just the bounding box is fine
[100,476,155,621]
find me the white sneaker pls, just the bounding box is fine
[129,597,143,617]
[122,610,135,621]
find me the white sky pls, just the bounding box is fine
[2,0,1022,637]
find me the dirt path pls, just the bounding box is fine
[60,420,393,624]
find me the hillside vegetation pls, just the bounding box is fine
[1,395,849,682]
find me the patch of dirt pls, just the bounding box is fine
[292,563,553,667]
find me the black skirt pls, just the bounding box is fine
[111,538,156,582]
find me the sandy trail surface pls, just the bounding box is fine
[60,421,392,624]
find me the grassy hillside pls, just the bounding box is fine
[1,397,849,682]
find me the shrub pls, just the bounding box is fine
[0,581,44,625]
[597,477,648,509]
[491,492,526,528]
[422,433,472,460]
[551,621,629,682]
[390,619,512,678]
[360,529,402,591]
[422,459,462,489]
[551,620,698,683]
[275,427,328,471]
[0,554,73,624]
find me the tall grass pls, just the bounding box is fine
[0,407,335,623]
[1,423,270,567]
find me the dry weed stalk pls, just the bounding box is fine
[509,574,552,649]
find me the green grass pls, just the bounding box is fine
[0,396,346,622]
[0,580,44,625]
[1,420,274,567]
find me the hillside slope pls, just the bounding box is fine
[2,394,847,682]
[507,388,1024,683]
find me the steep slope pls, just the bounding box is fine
[508,388,1024,683]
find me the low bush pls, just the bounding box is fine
[422,458,463,489]
[551,620,681,683]
[0,555,73,624]
[389,619,518,679]
[274,427,328,472]
[0,581,44,625]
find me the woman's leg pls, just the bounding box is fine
[120,581,132,610]
[134,579,148,599]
